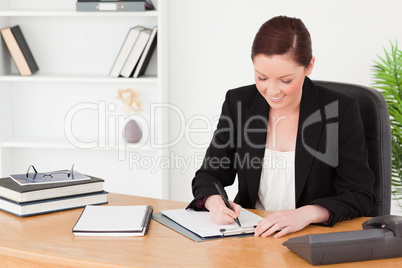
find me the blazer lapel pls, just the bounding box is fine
[295,78,325,203]
[243,91,269,204]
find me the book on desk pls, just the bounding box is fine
[0,173,107,217]
[0,175,105,203]
[0,191,108,217]
[72,205,153,236]
[9,169,90,186]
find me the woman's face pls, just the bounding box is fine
[253,54,314,112]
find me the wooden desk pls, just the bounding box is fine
[0,193,400,267]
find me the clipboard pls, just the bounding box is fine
[152,208,262,242]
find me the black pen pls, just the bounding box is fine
[213,181,241,227]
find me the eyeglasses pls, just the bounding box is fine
[25,164,75,182]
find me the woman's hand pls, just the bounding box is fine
[254,205,330,238]
[204,195,242,225]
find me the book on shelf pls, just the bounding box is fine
[0,191,108,217]
[120,28,151,77]
[76,0,155,10]
[133,26,157,78]
[0,25,39,76]
[0,175,104,203]
[77,0,155,10]
[72,205,153,236]
[76,1,147,12]
[109,26,145,77]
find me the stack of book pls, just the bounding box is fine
[0,169,107,217]
[0,25,39,76]
[109,25,157,78]
[76,0,155,12]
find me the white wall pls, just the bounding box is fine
[167,0,402,204]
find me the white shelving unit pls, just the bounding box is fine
[0,10,159,17]
[0,0,169,199]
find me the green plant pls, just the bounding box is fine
[372,41,402,211]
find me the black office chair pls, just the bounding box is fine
[314,80,392,216]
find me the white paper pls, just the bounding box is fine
[99,3,117,11]
[161,208,263,237]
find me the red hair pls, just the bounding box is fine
[251,16,312,68]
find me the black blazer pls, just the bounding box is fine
[188,77,375,226]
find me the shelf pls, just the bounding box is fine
[0,10,158,17]
[0,74,158,83]
[2,136,75,149]
[0,0,168,199]
[1,136,155,151]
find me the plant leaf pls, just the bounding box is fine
[372,40,402,210]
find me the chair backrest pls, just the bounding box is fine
[314,80,392,216]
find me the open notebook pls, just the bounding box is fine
[160,208,263,238]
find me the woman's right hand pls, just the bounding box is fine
[204,195,242,225]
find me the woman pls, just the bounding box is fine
[188,16,375,238]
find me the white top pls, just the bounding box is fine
[255,148,296,211]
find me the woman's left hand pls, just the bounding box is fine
[254,205,330,238]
